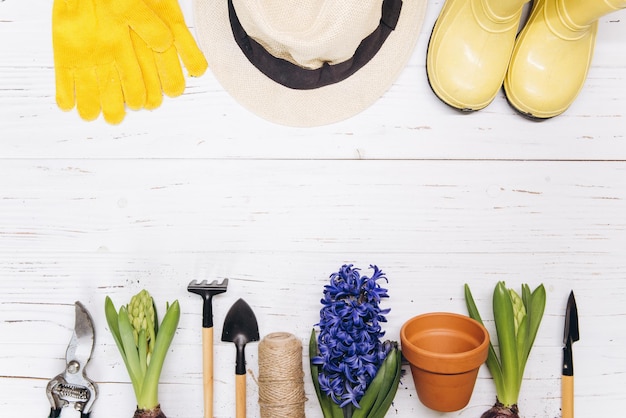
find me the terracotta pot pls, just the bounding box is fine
[400,312,490,412]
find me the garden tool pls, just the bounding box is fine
[188,279,229,418]
[562,291,579,418]
[426,0,529,110]
[52,0,173,124]
[504,0,626,118]
[222,298,259,418]
[46,302,97,418]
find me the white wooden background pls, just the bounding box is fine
[2,1,626,417]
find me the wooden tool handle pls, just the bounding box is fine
[202,327,214,418]
[562,375,574,418]
[236,373,246,418]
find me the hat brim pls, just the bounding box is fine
[194,0,427,127]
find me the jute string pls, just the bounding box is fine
[257,332,307,418]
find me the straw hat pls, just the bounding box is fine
[194,0,427,127]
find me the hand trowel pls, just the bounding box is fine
[222,298,259,418]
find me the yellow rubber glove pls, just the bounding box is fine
[52,0,173,123]
[131,0,208,109]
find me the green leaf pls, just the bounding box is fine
[105,297,142,400]
[523,284,546,371]
[352,354,387,418]
[493,281,520,406]
[331,401,344,418]
[367,347,402,418]
[139,299,180,410]
[464,284,504,397]
[521,284,531,317]
[153,299,160,335]
[145,305,156,363]
[309,329,335,418]
[516,314,529,377]
[104,296,123,354]
[367,348,395,417]
[138,328,148,376]
[118,306,143,398]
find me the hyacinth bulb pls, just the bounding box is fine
[480,402,519,418]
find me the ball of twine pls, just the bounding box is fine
[257,332,307,418]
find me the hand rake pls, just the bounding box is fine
[188,278,229,418]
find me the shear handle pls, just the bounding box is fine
[48,407,90,418]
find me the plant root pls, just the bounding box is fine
[480,400,520,418]
[133,404,166,418]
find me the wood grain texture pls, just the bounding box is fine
[203,326,215,418]
[1,1,626,417]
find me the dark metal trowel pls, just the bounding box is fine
[222,298,259,418]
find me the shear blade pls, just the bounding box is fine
[66,302,95,374]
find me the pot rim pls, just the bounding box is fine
[400,311,490,371]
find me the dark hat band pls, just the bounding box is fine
[228,0,403,90]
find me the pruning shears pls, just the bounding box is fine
[46,301,98,418]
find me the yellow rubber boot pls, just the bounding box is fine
[504,0,626,119]
[426,0,529,111]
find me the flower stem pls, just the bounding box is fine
[343,404,353,418]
